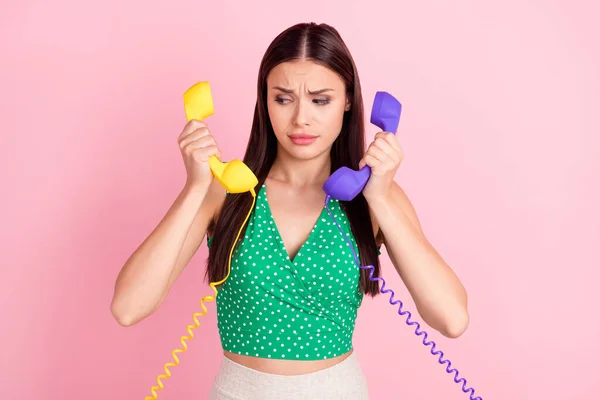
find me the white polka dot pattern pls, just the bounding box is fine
[208,184,363,360]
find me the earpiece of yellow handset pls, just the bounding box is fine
[183,82,258,193]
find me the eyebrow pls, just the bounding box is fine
[273,86,334,95]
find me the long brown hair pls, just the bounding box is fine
[206,22,381,296]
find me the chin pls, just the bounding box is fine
[281,142,327,161]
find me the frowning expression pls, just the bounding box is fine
[266,59,350,160]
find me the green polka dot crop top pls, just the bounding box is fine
[207,184,367,361]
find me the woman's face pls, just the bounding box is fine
[266,59,350,161]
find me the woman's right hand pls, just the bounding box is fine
[177,119,222,190]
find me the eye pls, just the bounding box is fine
[275,96,291,104]
[313,98,330,105]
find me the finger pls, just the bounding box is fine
[375,131,402,152]
[374,134,403,163]
[181,134,216,152]
[179,127,212,149]
[359,157,366,169]
[178,119,208,141]
[372,137,398,160]
[180,127,212,147]
[191,145,222,162]
[363,154,383,171]
[366,144,392,164]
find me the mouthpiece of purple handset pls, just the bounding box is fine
[323,91,402,201]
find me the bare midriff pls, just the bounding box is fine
[223,349,353,375]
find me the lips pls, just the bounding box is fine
[289,133,317,145]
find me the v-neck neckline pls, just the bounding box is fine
[261,183,328,265]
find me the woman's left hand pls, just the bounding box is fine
[358,131,404,202]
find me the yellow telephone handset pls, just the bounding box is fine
[183,81,258,193]
[145,82,257,399]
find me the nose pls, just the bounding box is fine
[293,98,310,126]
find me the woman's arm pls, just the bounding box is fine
[370,182,469,338]
[359,130,469,338]
[110,179,226,326]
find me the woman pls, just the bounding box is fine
[111,22,469,399]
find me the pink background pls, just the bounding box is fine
[1,0,599,399]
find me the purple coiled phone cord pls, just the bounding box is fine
[324,197,482,400]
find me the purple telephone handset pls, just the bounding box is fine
[323,91,402,201]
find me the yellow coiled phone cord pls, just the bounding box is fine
[145,82,258,399]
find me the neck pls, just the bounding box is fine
[269,146,331,188]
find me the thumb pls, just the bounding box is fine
[358,158,365,169]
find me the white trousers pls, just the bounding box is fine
[208,351,369,399]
